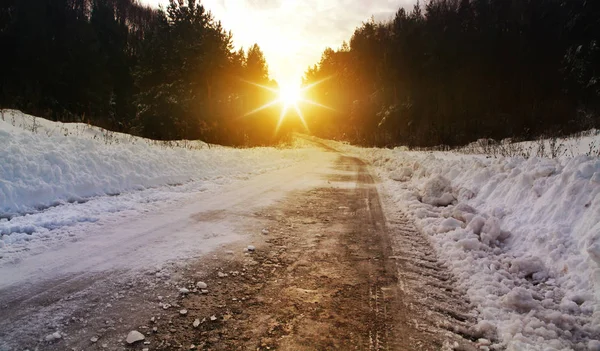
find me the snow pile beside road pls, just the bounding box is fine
[456,130,600,158]
[345,145,600,350]
[0,109,210,148]
[0,110,305,217]
[0,109,306,228]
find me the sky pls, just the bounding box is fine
[139,0,415,86]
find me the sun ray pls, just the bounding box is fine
[299,98,337,111]
[293,104,309,132]
[274,104,289,135]
[242,99,279,117]
[299,75,333,93]
[240,79,278,93]
[240,76,335,135]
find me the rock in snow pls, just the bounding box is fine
[44,331,62,342]
[126,330,145,344]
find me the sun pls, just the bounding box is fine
[278,83,302,106]
[241,77,335,134]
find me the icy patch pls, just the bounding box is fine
[501,287,539,312]
[435,218,464,233]
[390,167,413,181]
[420,175,455,206]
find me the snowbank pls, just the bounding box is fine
[338,143,600,350]
[0,110,307,239]
[449,130,600,158]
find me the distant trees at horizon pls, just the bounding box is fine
[0,0,283,146]
[303,0,600,147]
[1,0,599,147]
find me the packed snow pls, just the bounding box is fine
[0,110,308,264]
[333,138,600,350]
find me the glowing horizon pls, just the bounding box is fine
[242,77,334,134]
[138,0,415,86]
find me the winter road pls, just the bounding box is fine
[0,142,477,350]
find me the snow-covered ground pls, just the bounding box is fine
[3,109,600,350]
[455,130,600,159]
[331,138,600,350]
[0,110,309,267]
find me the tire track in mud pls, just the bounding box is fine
[383,204,484,349]
[148,154,479,350]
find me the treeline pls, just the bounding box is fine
[303,0,600,147]
[0,0,281,145]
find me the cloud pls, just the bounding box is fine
[139,0,416,83]
[245,0,282,10]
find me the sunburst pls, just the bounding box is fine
[242,77,334,135]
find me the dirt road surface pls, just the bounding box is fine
[0,144,480,350]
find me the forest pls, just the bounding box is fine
[1,0,599,147]
[303,0,600,146]
[0,0,281,145]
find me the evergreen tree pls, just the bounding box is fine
[304,0,600,147]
